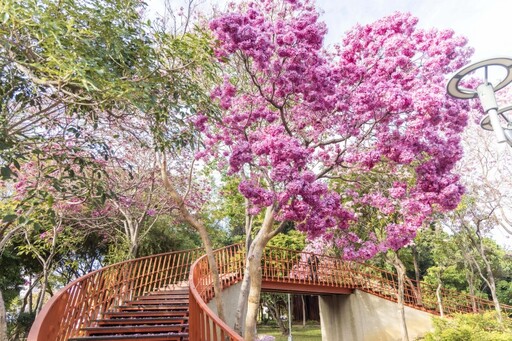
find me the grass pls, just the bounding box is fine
[257,323,322,341]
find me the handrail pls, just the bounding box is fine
[189,244,512,341]
[260,245,512,316]
[28,247,203,341]
[189,244,244,341]
[29,243,511,341]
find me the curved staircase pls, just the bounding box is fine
[68,286,190,341]
[28,244,512,341]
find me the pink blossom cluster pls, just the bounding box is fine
[204,0,473,259]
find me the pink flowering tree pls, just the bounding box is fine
[88,138,209,260]
[205,0,473,338]
[1,148,109,316]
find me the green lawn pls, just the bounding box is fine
[257,324,322,341]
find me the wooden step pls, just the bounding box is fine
[148,289,188,295]
[93,317,188,326]
[135,294,188,301]
[68,332,188,341]
[116,306,188,312]
[104,311,188,319]
[125,299,188,306]
[72,287,190,341]
[84,324,188,336]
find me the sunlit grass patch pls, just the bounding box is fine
[257,324,322,341]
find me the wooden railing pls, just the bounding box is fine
[27,247,203,341]
[189,244,512,341]
[29,243,512,341]
[260,246,512,316]
[189,244,244,341]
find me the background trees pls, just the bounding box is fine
[1,0,215,337]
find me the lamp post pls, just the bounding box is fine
[287,293,293,341]
[446,57,512,147]
[480,106,512,147]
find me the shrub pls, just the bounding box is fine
[421,312,512,341]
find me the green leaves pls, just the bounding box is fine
[2,214,17,223]
[1,166,12,180]
[1,12,9,24]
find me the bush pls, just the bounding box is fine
[7,311,36,340]
[421,312,512,341]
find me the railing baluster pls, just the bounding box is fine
[30,243,512,341]
[28,247,203,341]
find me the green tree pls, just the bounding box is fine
[1,0,224,335]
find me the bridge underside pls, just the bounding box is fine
[261,280,353,295]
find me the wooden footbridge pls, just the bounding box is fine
[28,244,510,341]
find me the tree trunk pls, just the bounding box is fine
[390,253,410,341]
[35,268,49,314]
[0,290,7,341]
[245,243,264,340]
[128,220,139,259]
[233,263,251,335]
[484,261,502,324]
[473,227,503,324]
[411,245,423,305]
[233,206,254,335]
[465,269,477,312]
[264,296,288,335]
[129,235,139,259]
[160,159,225,321]
[244,207,275,341]
[435,271,444,317]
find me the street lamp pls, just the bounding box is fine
[287,293,293,341]
[446,57,512,146]
[480,106,512,147]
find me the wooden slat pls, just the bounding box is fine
[30,242,512,341]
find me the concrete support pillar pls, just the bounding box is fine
[319,290,434,341]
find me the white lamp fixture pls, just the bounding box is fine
[447,57,512,146]
[480,106,512,146]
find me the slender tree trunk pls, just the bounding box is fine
[484,262,502,323]
[29,287,33,314]
[128,220,139,259]
[21,275,41,314]
[160,159,225,321]
[411,245,423,305]
[129,237,139,259]
[36,268,49,314]
[465,269,477,312]
[472,227,503,323]
[471,255,502,322]
[390,253,410,341]
[435,271,444,317]
[244,208,275,341]
[264,297,288,335]
[0,290,7,341]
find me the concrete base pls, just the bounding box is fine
[207,282,246,331]
[319,290,434,341]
